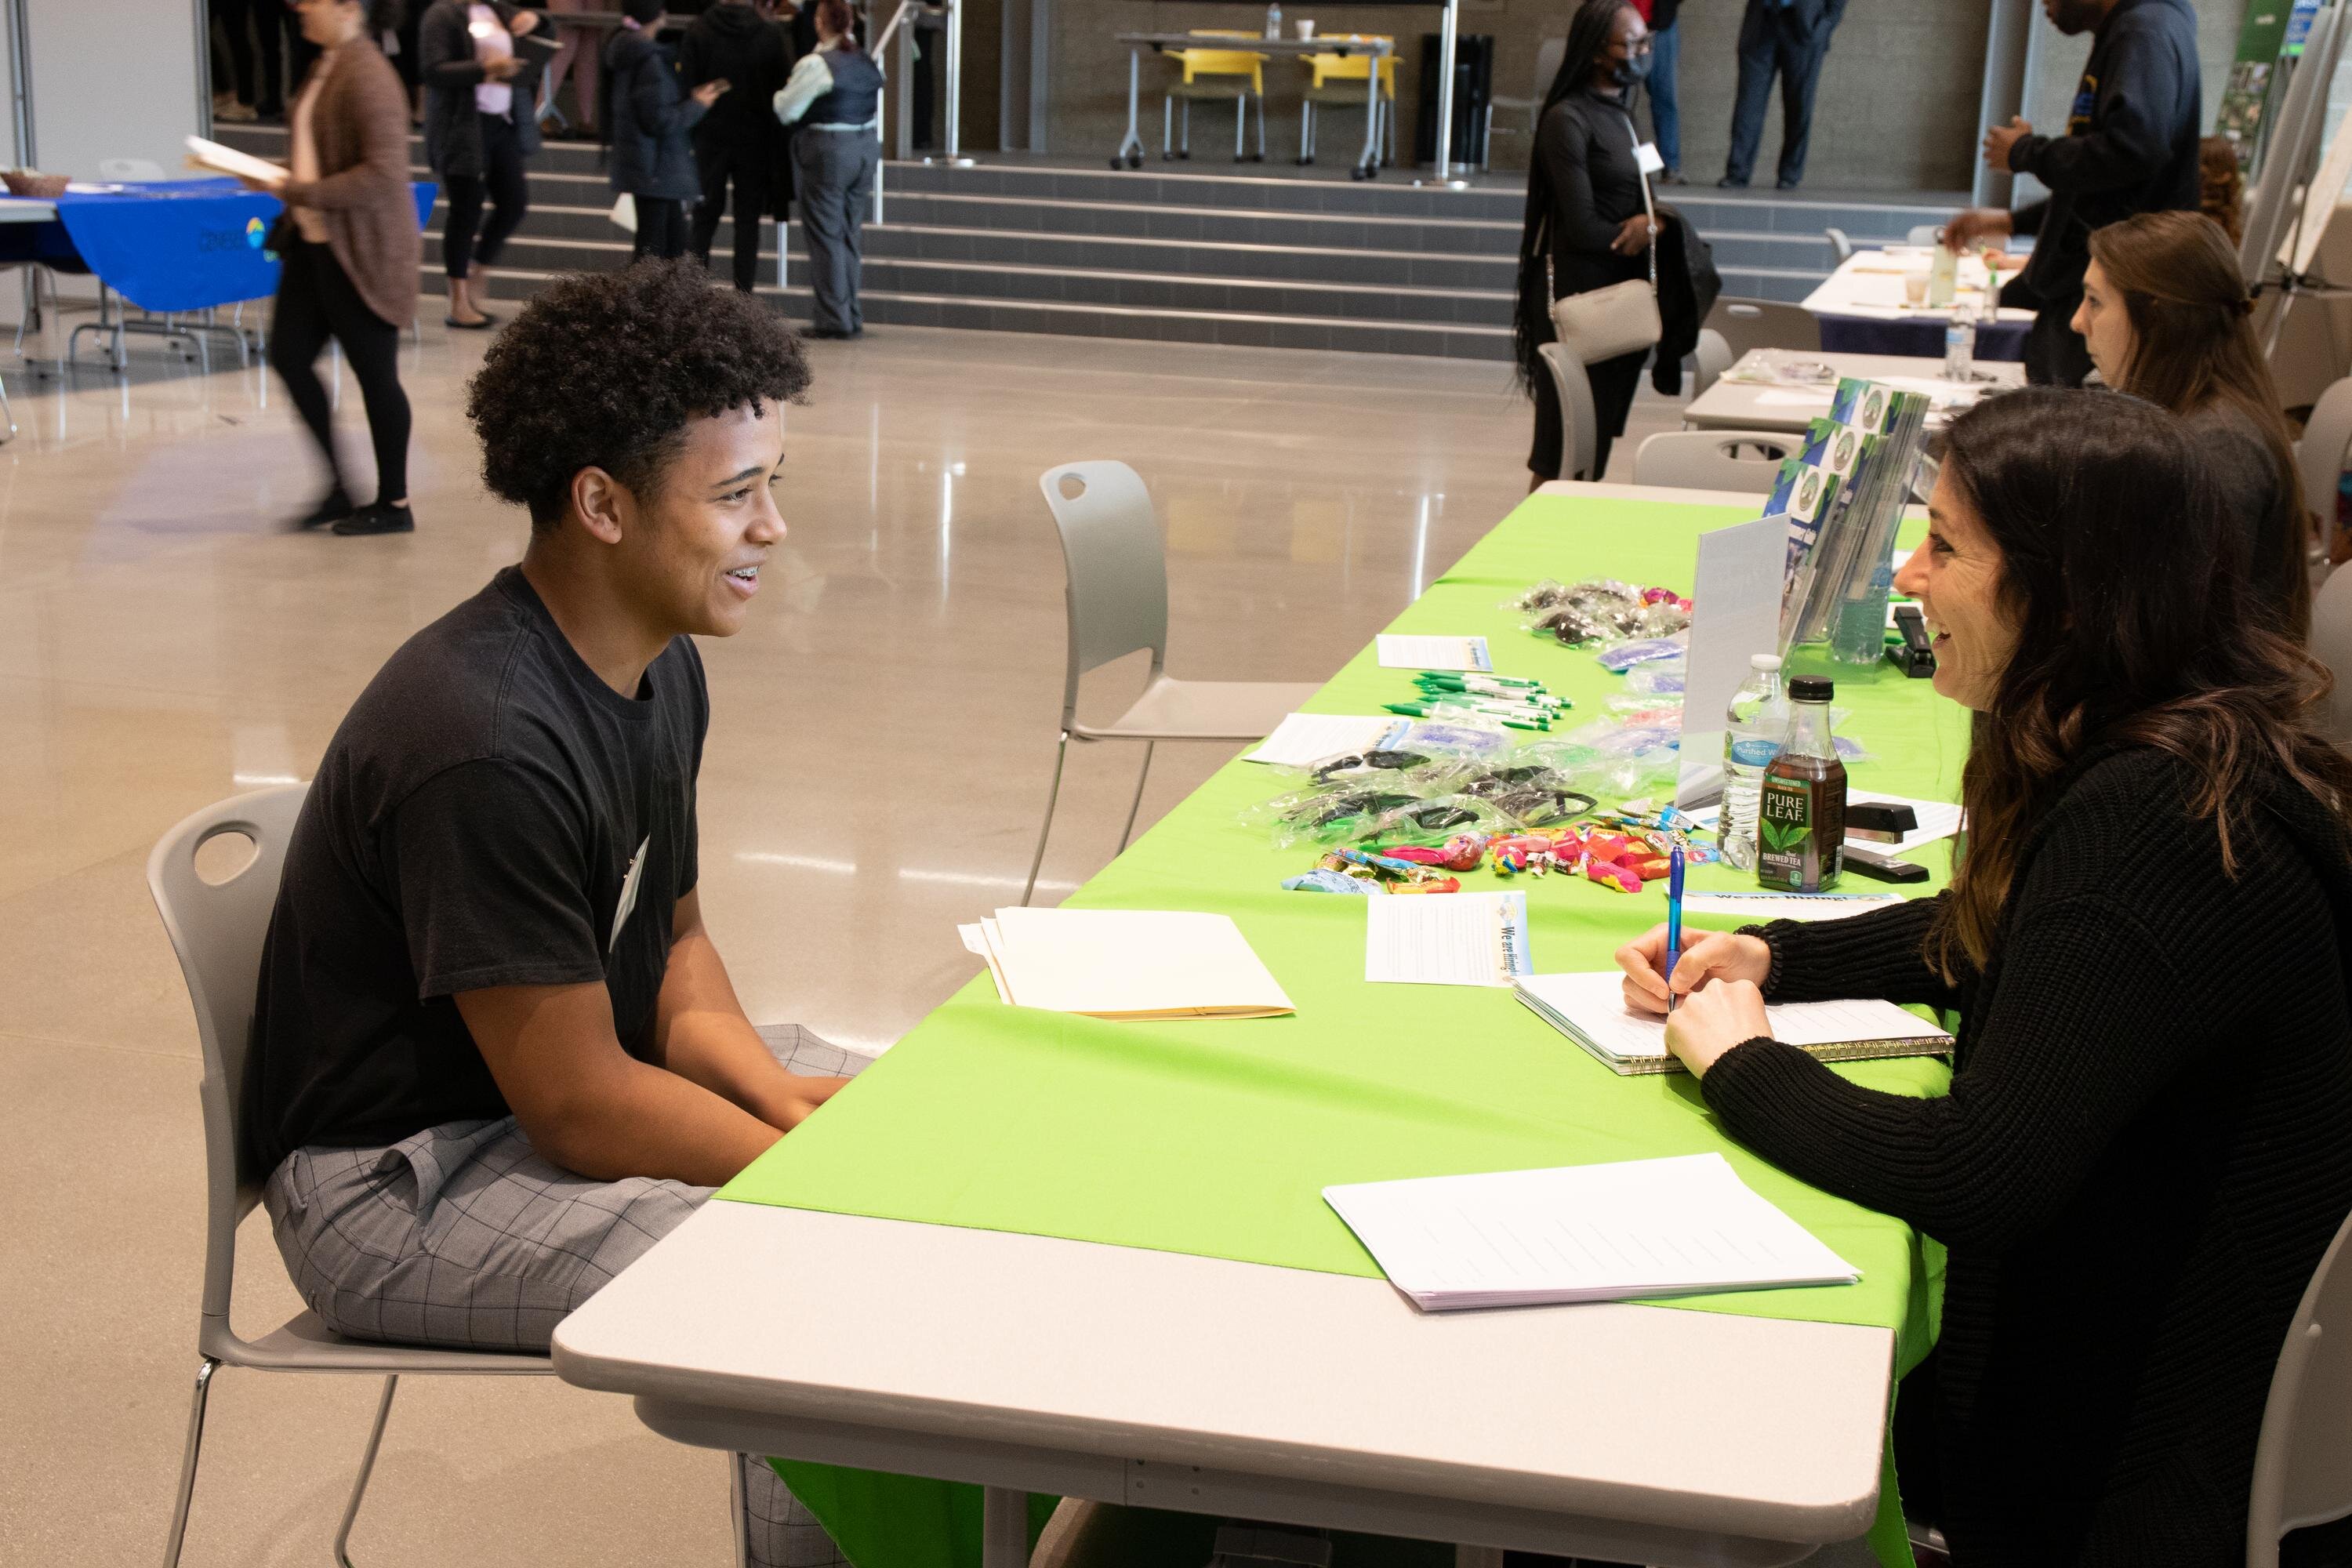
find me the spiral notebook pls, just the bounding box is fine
[1514,971,1951,1076]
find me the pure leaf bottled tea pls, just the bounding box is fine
[1756,676,1846,892]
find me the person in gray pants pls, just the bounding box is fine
[774,0,881,338]
[243,263,849,1567]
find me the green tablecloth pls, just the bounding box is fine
[724,492,1971,1568]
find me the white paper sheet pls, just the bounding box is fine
[982,906,1294,1018]
[185,134,286,186]
[1375,634,1493,673]
[1682,892,1904,922]
[1245,713,1410,767]
[1364,892,1532,987]
[957,923,1011,1003]
[1323,1152,1860,1310]
[1515,971,1948,1064]
[1675,517,1789,808]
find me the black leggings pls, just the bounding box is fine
[270,240,411,505]
[442,114,528,279]
[212,0,285,111]
[633,196,689,261]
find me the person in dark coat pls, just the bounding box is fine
[420,0,543,328]
[1648,205,1719,397]
[680,0,792,290]
[1512,0,1656,485]
[605,0,724,261]
[1720,0,1847,191]
[1617,388,2352,1567]
[1947,0,2201,388]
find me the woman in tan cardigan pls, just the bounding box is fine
[255,0,421,535]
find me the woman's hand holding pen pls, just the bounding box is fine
[1615,924,1773,1078]
[1610,213,1657,256]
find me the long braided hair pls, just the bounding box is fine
[1512,0,1637,397]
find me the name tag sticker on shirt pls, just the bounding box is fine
[610,837,650,953]
[1634,141,1665,176]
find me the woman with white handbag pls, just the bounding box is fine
[1512,0,1661,486]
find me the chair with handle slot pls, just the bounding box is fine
[2248,1206,2352,1566]
[145,785,611,1568]
[1025,462,1321,905]
[1536,342,1599,482]
[1630,429,1794,493]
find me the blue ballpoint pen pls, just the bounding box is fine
[1663,846,1686,1013]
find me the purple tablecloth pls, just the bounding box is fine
[1816,312,2031,361]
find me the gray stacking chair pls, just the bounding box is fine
[2310,565,2352,753]
[1906,223,1943,245]
[1630,429,1794,493]
[1705,296,1820,359]
[1824,227,1854,263]
[147,784,565,1568]
[1536,342,1600,482]
[1690,326,1734,400]
[1025,463,1320,905]
[2249,1207,2352,1565]
[2298,376,2352,531]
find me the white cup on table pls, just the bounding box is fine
[1902,270,1930,307]
[1296,19,1316,38]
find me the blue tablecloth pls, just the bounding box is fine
[0,179,437,313]
[1817,312,2031,361]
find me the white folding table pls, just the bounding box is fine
[1686,350,2026,436]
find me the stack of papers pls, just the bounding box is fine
[1365,892,1532,987]
[1514,971,1951,1076]
[1245,713,1410,767]
[1324,1152,1860,1311]
[185,134,285,186]
[1375,634,1492,672]
[957,907,1294,1020]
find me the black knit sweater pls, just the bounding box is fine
[1701,745,2352,1566]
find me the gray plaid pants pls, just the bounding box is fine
[262,1024,864,1568]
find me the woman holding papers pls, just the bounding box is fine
[262,0,420,535]
[1615,390,2352,1566]
[2072,211,2315,634]
[1511,0,1654,485]
[420,0,541,328]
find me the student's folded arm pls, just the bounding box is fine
[1701,891,2205,1251]
[454,980,783,1186]
[2009,199,2048,239]
[1753,894,1965,1009]
[646,889,832,1131]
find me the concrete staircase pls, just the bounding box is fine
[220,123,1956,361]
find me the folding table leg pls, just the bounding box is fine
[982,1486,1028,1568]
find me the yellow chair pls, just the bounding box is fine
[1163,30,1268,162]
[1296,36,1396,168]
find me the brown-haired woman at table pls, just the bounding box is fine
[2074,209,2314,636]
[1616,389,2352,1566]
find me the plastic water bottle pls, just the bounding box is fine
[1944,317,1976,382]
[1719,653,1788,872]
[1265,2,1281,38]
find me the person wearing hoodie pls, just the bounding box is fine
[681,0,793,291]
[605,0,728,261]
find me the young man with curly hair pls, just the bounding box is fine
[244,263,849,1567]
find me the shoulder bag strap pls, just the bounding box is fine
[1621,110,1658,289]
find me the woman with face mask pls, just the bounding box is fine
[1615,390,2352,1565]
[1511,0,1656,487]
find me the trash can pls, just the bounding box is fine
[1414,33,1493,169]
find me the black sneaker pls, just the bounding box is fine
[332,502,416,536]
[291,485,355,530]
[1718,176,1748,188]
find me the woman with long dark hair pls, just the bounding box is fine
[2075,209,2314,634]
[1614,390,2352,1564]
[259,0,420,535]
[1513,0,1654,485]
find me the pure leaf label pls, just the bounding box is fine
[1759,815,1809,853]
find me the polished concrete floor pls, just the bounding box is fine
[0,318,1692,1565]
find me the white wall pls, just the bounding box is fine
[20,0,201,176]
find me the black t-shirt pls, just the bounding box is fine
[245,567,707,1172]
